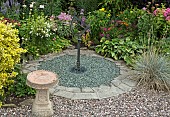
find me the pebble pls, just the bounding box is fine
[0,88,170,116]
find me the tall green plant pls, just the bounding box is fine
[137,5,170,55]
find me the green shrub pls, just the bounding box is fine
[95,37,143,65]
[132,49,170,91]
[0,19,26,106]
[19,11,70,59]
[86,8,111,44]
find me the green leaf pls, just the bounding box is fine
[119,40,124,45]
[103,45,107,49]
[111,52,115,57]
[105,40,110,44]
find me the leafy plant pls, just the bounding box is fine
[54,12,72,38]
[0,19,26,106]
[137,5,170,44]
[9,65,36,97]
[19,9,71,59]
[132,49,170,91]
[19,13,55,58]
[96,37,143,65]
[87,8,111,44]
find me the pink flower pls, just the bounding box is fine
[142,7,147,11]
[163,8,170,17]
[103,28,107,31]
[153,9,158,16]
[106,34,110,38]
[108,27,112,31]
[165,16,170,21]
[57,12,72,21]
[50,15,55,21]
[99,33,104,37]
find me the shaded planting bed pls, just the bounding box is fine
[38,55,120,88]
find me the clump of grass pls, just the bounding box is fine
[132,49,170,91]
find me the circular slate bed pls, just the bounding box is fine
[38,54,120,88]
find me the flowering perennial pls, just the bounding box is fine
[163,8,170,21]
[57,12,72,21]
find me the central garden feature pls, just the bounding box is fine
[38,54,120,88]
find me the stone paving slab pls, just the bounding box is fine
[71,93,99,99]
[53,90,75,98]
[81,87,95,93]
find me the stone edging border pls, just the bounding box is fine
[22,47,137,99]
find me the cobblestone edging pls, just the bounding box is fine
[22,47,137,99]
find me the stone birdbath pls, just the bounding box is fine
[27,70,58,117]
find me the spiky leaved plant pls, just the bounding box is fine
[132,49,170,91]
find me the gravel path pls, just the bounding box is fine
[1,88,170,117]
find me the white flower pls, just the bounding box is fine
[31,2,36,4]
[45,34,49,37]
[30,4,33,8]
[22,5,26,8]
[39,5,44,9]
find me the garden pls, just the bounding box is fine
[0,0,170,116]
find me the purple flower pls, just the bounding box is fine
[81,16,86,26]
[0,0,20,15]
[106,34,110,38]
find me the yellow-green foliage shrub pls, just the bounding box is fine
[0,20,26,107]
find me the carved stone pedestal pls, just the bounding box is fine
[27,70,58,117]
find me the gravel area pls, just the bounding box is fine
[38,54,120,88]
[1,87,170,117]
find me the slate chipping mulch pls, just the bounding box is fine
[37,54,120,88]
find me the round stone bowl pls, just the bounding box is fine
[27,70,59,89]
